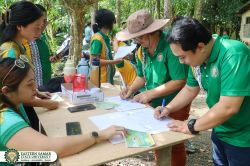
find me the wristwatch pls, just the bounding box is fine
[187,119,199,135]
[91,131,99,143]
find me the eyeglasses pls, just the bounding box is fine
[2,55,29,86]
[134,36,144,42]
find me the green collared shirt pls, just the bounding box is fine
[187,34,250,147]
[136,32,188,107]
[36,33,52,85]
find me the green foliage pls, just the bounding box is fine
[99,0,150,22]
[1,0,248,74]
[202,0,247,36]
[172,0,196,16]
[48,5,69,33]
[110,24,121,39]
[99,0,246,39]
[0,0,19,13]
[0,0,248,48]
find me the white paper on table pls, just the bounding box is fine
[105,96,146,111]
[114,44,137,60]
[51,93,64,102]
[89,107,171,135]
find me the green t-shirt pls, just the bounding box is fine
[90,31,112,60]
[0,105,30,151]
[136,32,188,107]
[90,31,115,84]
[36,33,52,85]
[187,35,250,147]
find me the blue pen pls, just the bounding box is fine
[160,99,166,113]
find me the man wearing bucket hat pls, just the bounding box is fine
[117,10,190,166]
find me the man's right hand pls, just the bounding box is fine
[120,88,133,100]
[154,106,172,120]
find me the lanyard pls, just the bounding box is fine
[141,50,148,90]
[193,66,207,93]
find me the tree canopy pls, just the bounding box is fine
[0,0,248,63]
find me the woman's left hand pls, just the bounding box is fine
[99,125,127,141]
[44,100,60,110]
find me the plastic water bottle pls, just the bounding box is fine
[90,58,100,88]
[63,59,76,83]
[77,58,89,77]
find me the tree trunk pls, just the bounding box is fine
[41,0,55,40]
[91,1,98,26]
[71,10,85,64]
[116,0,121,27]
[156,0,161,19]
[59,0,98,66]
[194,0,203,21]
[69,16,74,61]
[164,0,172,19]
[46,23,54,39]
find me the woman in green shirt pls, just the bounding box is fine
[0,1,58,110]
[0,1,59,132]
[0,58,126,157]
[90,9,123,84]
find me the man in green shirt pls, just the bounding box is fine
[155,17,250,165]
[117,10,190,166]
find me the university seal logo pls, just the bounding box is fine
[211,66,219,78]
[157,53,163,62]
[5,149,19,164]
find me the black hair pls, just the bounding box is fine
[171,15,184,26]
[92,9,116,33]
[166,17,212,52]
[0,1,43,43]
[223,30,228,34]
[0,57,31,119]
[35,4,47,13]
[86,22,91,26]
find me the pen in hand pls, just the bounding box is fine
[119,72,127,90]
[160,99,166,114]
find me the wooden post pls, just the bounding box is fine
[156,147,172,166]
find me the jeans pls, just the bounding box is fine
[211,130,250,166]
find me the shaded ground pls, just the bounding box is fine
[106,91,213,166]
[187,131,213,166]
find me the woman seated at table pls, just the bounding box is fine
[0,57,126,157]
